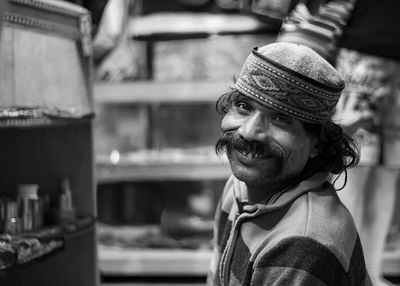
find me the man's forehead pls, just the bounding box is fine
[235,92,304,121]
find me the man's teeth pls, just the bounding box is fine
[239,150,266,159]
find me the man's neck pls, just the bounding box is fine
[245,172,312,205]
[245,182,289,205]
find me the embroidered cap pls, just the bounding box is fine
[235,42,344,123]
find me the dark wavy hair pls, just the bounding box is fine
[216,89,360,177]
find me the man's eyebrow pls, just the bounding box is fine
[273,110,289,116]
[270,110,296,121]
[235,94,250,101]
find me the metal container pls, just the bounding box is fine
[17,184,40,232]
[4,200,20,234]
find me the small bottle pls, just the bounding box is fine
[4,200,20,234]
[59,178,75,223]
[17,184,40,232]
[0,196,6,233]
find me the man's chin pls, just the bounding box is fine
[229,162,280,186]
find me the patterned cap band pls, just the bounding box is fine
[235,47,344,123]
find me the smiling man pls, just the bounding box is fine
[207,42,372,286]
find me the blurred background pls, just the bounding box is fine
[90,1,400,285]
[91,0,278,284]
[1,0,400,285]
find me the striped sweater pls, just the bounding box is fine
[207,173,372,286]
[277,0,357,64]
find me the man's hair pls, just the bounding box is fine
[216,89,360,176]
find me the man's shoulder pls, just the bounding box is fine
[283,184,360,271]
[253,235,368,286]
[288,182,357,236]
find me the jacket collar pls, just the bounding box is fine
[232,172,330,216]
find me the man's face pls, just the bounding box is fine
[219,94,318,188]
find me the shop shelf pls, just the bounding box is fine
[96,147,230,183]
[99,245,211,276]
[0,0,98,284]
[97,221,212,276]
[98,237,399,278]
[0,216,94,273]
[0,110,94,128]
[94,80,231,104]
[128,12,277,41]
[382,250,400,276]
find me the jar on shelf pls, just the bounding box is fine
[3,200,20,235]
[58,178,75,224]
[17,184,42,232]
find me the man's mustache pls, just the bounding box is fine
[215,132,284,162]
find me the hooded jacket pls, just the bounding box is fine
[207,173,372,286]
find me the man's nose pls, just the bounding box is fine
[237,112,269,141]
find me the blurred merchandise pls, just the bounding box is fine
[94,0,277,82]
[128,13,272,36]
[177,0,213,9]
[95,39,148,81]
[97,179,224,246]
[94,0,150,81]
[160,209,214,240]
[0,180,82,235]
[17,184,41,232]
[240,0,297,25]
[57,178,76,224]
[0,235,63,269]
[0,197,5,233]
[93,0,128,63]
[3,200,20,235]
[94,103,222,156]
[0,216,94,271]
[97,146,227,166]
[135,0,227,14]
[94,104,149,155]
[216,0,240,11]
[153,34,268,81]
[98,223,212,250]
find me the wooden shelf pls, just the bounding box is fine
[382,250,400,276]
[96,148,230,183]
[94,80,231,104]
[99,246,400,277]
[0,0,97,285]
[128,13,278,41]
[98,246,211,276]
[0,216,94,272]
[99,245,400,277]
[0,115,94,128]
[97,160,230,183]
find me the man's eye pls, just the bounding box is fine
[234,101,251,112]
[273,114,292,125]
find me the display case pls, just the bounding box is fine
[0,1,98,285]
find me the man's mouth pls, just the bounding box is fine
[236,148,271,159]
[215,132,284,164]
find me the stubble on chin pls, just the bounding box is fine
[227,151,282,186]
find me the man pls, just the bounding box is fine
[207,42,371,286]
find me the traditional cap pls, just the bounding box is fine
[235,42,344,123]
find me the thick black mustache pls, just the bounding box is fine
[216,133,284,162]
